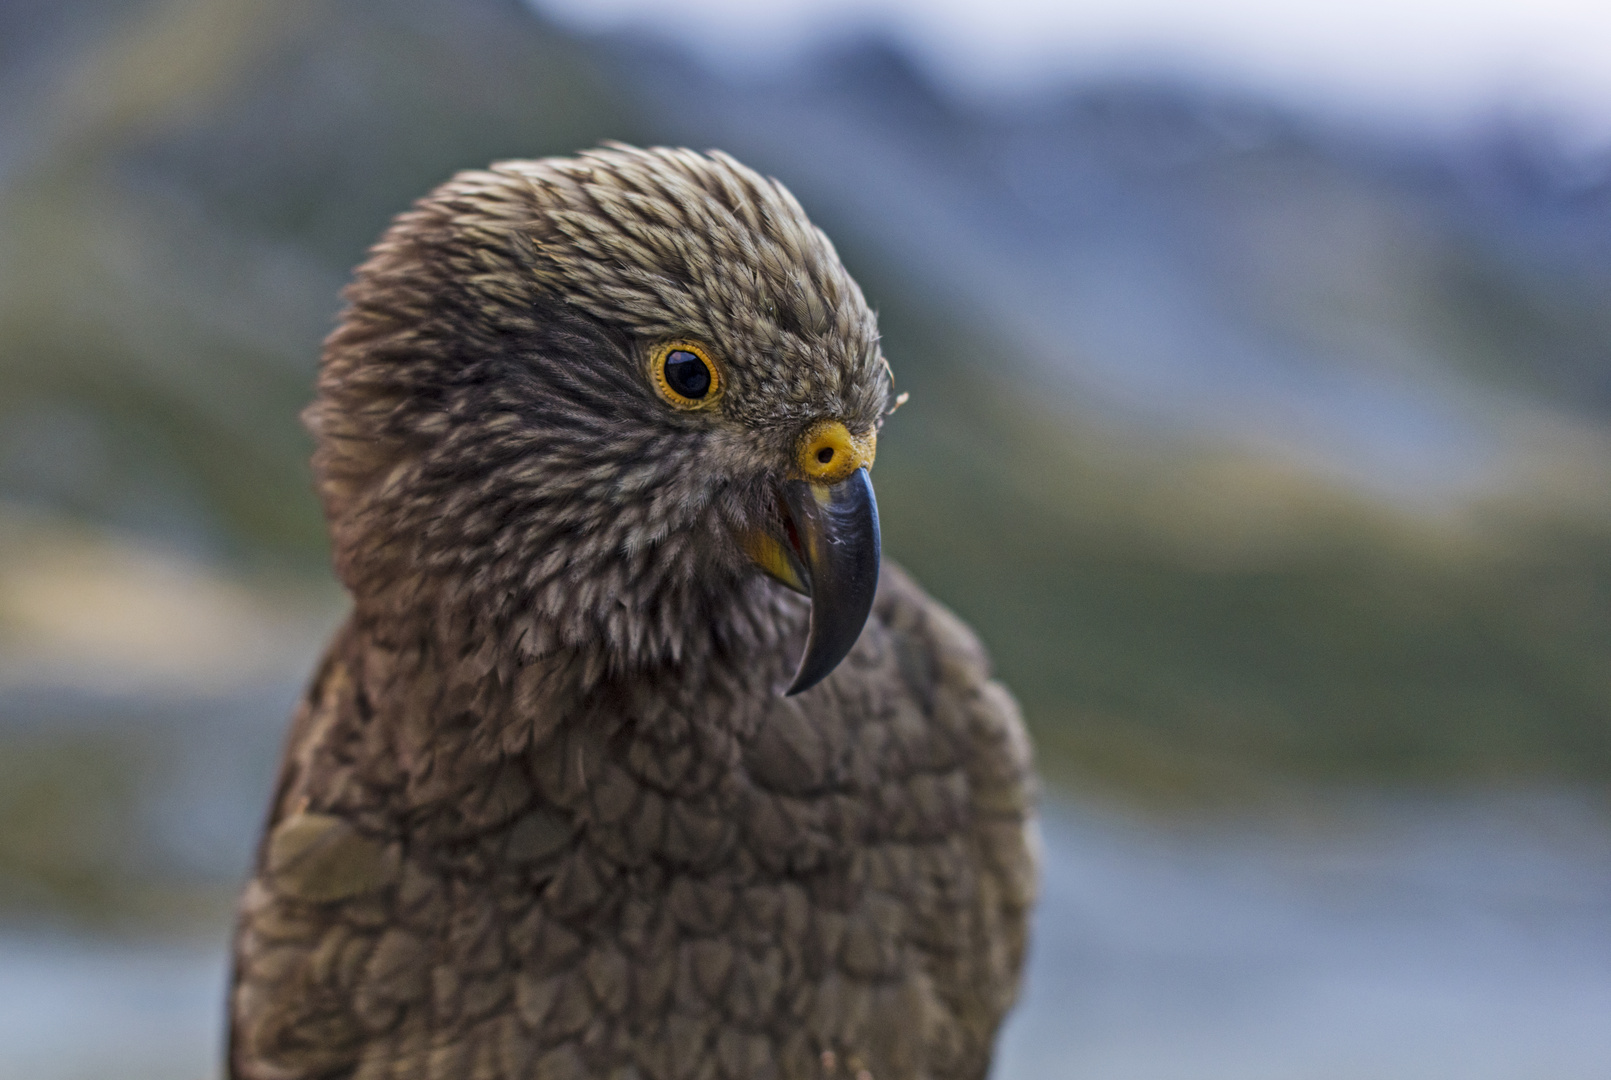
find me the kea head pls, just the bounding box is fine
[307,145,896,693]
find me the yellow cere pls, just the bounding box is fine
[796,420,876,485]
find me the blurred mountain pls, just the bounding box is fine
[0,0,647,563]
[4,0,1611,920]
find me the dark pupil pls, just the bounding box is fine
[664,350,711,399]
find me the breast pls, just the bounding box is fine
[231,565,1034,1080]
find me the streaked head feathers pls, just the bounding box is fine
[305,145,893,675]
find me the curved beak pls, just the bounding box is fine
[779,469,881,694]
[743,467,881,695]
[740,420,882,695]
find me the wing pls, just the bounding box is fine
[227,619,582,1080]
[227,617,403,1080]
[869,562,1039,1079]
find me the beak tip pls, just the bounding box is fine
[782,667,826,697]
[780,658,835,697]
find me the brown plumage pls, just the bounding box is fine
[228,145,1036,1080]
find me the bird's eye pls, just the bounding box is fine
[665,351,709,398]
[650,341,722,409]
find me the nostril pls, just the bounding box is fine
[817,447,835,464]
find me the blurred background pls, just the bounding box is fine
[3,0,1611,1076]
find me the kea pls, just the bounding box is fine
[228,145,1037,1080]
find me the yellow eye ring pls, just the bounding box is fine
[649,340,722,409]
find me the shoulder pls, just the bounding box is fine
[872,563,1033,795]
[873,561,988,685]
[872,560,1035,866]
[266,617,366,826]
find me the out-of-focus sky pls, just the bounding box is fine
[539,0,1611,135]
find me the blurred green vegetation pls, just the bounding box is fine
[0,724,235,927]
[0,731,134,917]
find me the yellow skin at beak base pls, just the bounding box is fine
[740,420,876,589]
[742,530,807,593]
